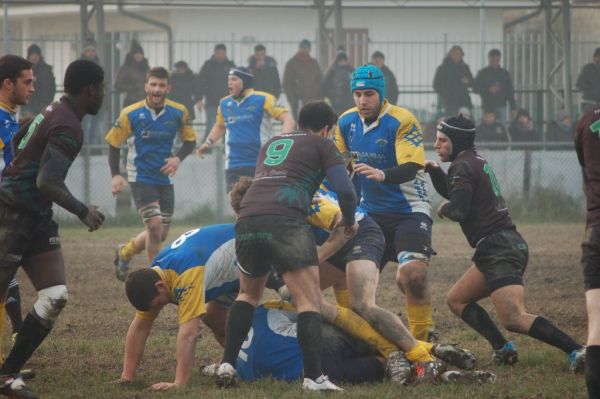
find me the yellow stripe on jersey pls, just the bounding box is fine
[165,99,197,142]
[307,194,340,231]
[256,90,287,119]
[387,106,425,167]
[104,100,141,147]
[216,105,225,125]
[0,140,4,150]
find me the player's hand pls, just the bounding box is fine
[344,221,359,239]
[149,381,178,391]
[197,143,210,158]
[437,201,447,219]
[161,156,181,176]
[354,163,385,182]
[80,205,105,232]
[111,175,127,197]
[425,160,440,172]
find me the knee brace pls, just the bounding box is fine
[397,251,430,268]
[33,285,68,325]
[140,204,161,223]
[161,212,173,227]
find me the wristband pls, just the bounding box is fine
[205,138,214,146]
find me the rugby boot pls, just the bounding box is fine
[433,343,476,370]
[0,374,37,399]
[441,370,497,384]
[386,350,412,385]
[568,347,586,373]
[491,341,518,366]
[114,245,130,282]
[201,363,219,377]
[215,362,237,388]
[411,360,447,386]
[302,374,343,391]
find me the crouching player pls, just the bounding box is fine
[427,115,585,371]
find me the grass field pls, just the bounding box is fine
[7,222,589,398]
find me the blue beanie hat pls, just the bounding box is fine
[351,64,386,103]
[229,67,254,90]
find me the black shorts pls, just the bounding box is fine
[369,212,434,265]
[129,182,175,214]
[0,205,61,269]
[235,215,318,278]
[328,215,385,272]
[472,228,528,292]
[226,167,255,193]
[582,225,600,290]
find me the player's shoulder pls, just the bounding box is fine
[337,107,359,128]
[121,100,146,118]
[386,105,418,127]
[250,90,273,101]
[165,99,188,115]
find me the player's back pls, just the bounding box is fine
[238,131,343,220]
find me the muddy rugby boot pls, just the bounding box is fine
[433,343,476,370]
[492,341,518,366]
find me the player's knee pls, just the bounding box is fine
[140,204,161,224]
[397,261,428,293]
[350,299,371,316]
[446,295,461,315]
[499,313,525,333]
[33,285,68,326]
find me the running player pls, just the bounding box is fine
[427,115,585,370]
[0,55,34,349]
[575,103,600,398]
[0,59,105,398]
[216,101,357,391]
[197,67,294,191]
[335,64,435,343]
[108,67,197,281]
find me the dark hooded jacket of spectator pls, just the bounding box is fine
[23,44,56,115]
[476,119,510,143]
[379,64,399,105]
[115,40,150,107]
[432,46,473,115]
[283,40,323,117]
[248,53,281,98]
[323,53,354,114]
[473,64,516,112]
[195,54,235,108]
[509,109,539,142]
[576,48,600,106]
[170,61,197,120]
[546,109,574,142]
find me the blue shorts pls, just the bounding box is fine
[368,212,434,265]
[328,215,385,271]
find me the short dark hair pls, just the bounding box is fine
[125,269,161,311]
[488,48,501,57]
[298,101,338,133]
[254,44,266,52]
[229,176,253,214]
[0,55,32,84]
[594,47,600,57]
[63,59,104,95]
[214,43,227,52]
[371,51,385,60]
[147,66,170,83]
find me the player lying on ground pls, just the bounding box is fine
[426,114,585,372]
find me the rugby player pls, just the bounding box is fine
[197,67,294,191]
[427,115,585,370]
[0,55,34,350]
[108,67,197,281]
[575,103,600,398]
[0,59,105,398]
[335,64,436,343]
[216,101,357,391]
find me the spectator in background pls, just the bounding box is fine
[576,47,600,113]
[22,44,55,117]
[547,109,574,142]
[370,51,399,105]
[473,49,517,123]
[433,45,473,117]
[509,108,538,142]
[476,110,510,143]
[170,60,197,121]
[115,40,150,108]
[80,39,104,145]
[458,106,472,121]
[323,51,354,114]
[195,43,235,137]
[283,39,323,119]
[248,44,281,98]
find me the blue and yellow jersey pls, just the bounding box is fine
[217,90,287,170]
[105,99,196,185]
[136,224,238,324]
[0,101,19,170]
[335,101,431,216]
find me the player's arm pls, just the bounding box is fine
[106,112,131,195]
[161,108,197,176]
[325,164,356,228]
[277,111,295,133]
[121,316,153,381]
[198,106,226,157]
[425,160,450,199]
[438,162,473,222]
[36,143,104,231]
[173,316,202,387]
[264,93,295,133]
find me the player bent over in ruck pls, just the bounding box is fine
[216,101,358,391]
[426,115,585,371]
[0,60,105,399]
